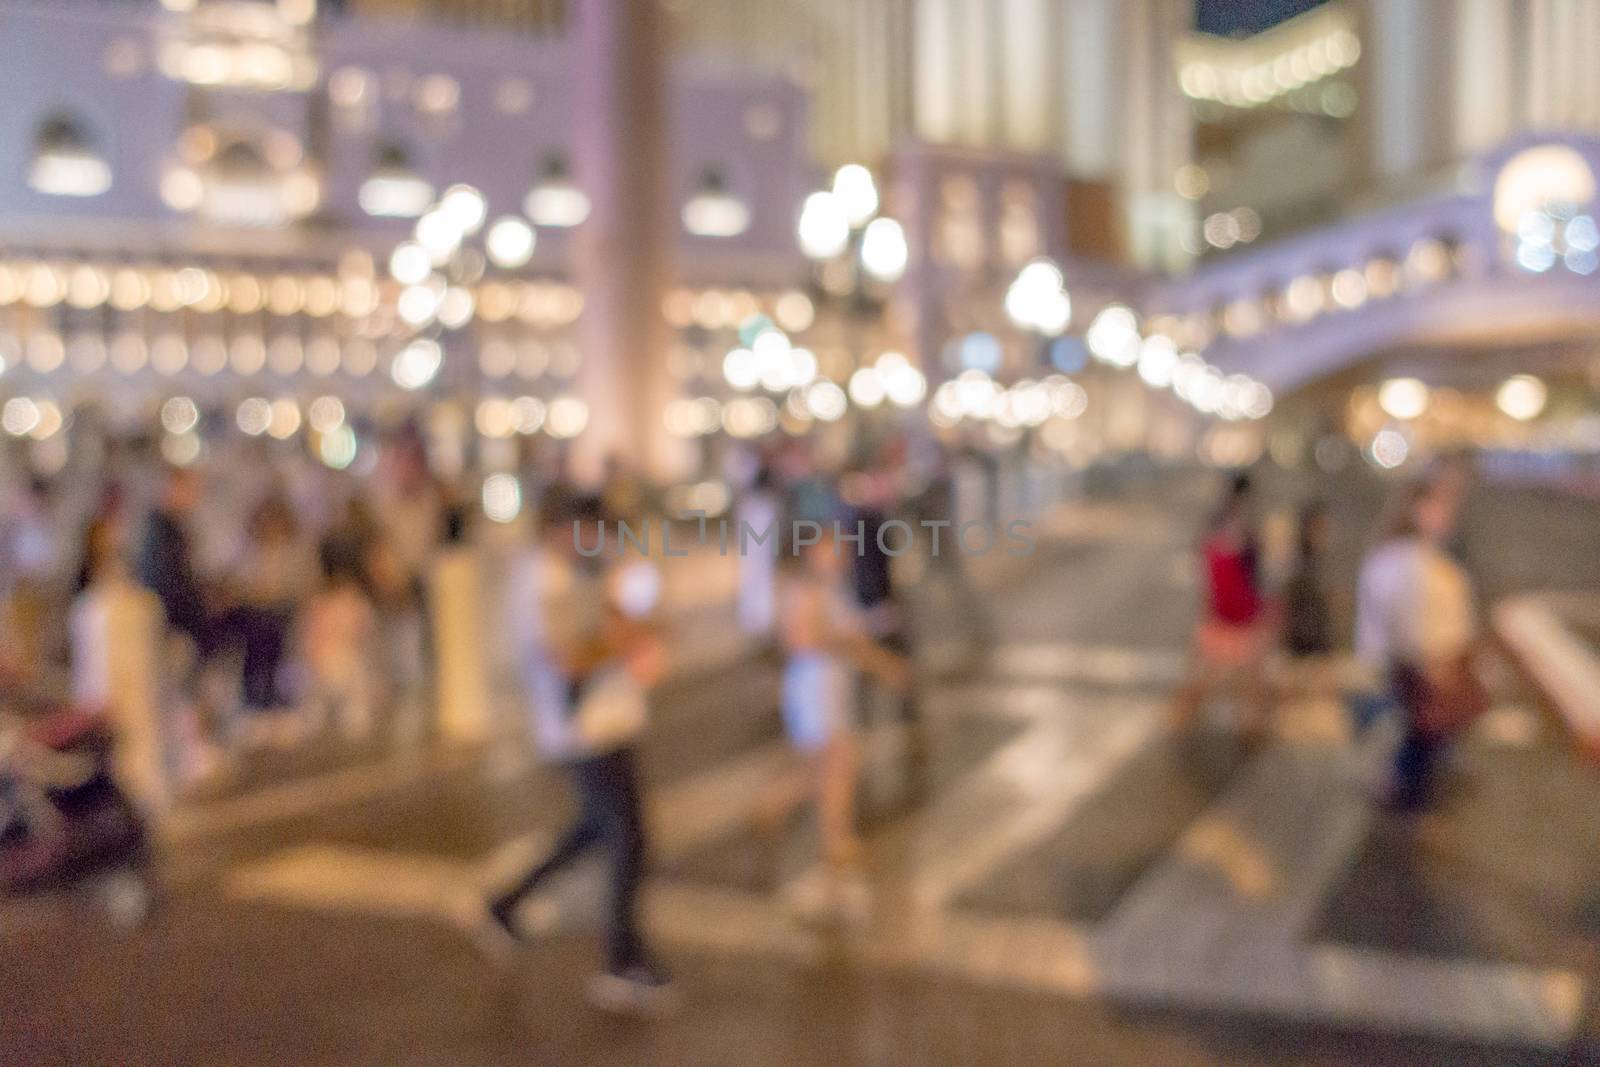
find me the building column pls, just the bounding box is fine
[1000,0,1052,152]
[913,0,958,143]
[1118,0,1192,270]
[1365,0,1456,179]
[956,0,996,144]
[570,0,682,486]
[1060,0,1121,179]
[1453,0,1513,154]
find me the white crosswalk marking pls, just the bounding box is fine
[211,639,1586,1048]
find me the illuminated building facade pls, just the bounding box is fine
[0,0,815,476]
[3,0,1599,479]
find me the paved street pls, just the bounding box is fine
[6,469,1600,1066]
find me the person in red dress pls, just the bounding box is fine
[1171,473,1275,736]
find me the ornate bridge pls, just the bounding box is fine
[1144,136,1600,397]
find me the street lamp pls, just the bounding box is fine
[1003,257,1071,336]
[381,183,548,390]
[792,164,920,437]
[796,164,906,289]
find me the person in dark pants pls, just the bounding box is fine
[912,453,993,656]
[1282,501,1333,659]
[137,466,232,751]
[1356,480,1484,812]
[233,495,313,721]
[485,496,672,1012]
[493,746,647,970]
[849,467,925,767]
[136,466,212,660]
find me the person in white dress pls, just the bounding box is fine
[762,529,906,902]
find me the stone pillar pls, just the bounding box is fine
[429,546,492,745]
[1365,0,1456,179]
[72,580,166,811]
[956,0,996,144]
[1060,0,1121,179]
[1452,0,1513,154]
[1118,0,1193,271]
[570,0,682,487]
[1000,0,1052,152]
[913,0,958,143]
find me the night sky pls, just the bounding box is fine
[1195,0,1329,37]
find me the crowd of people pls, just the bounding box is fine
[1173,459,1487,814]
[1,422,1503,1014]
[481,437,989,1008]
[0,432,470,770]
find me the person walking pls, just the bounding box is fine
[302,544,376,741]
[486,496,672,1012]
[735,464,781,640]
[1356,479,1486,812]
[1282,500,1334,659]
[1171,473,1275,736]
[136,466,212,663]
[135,465,229,771]
[848,466,925,766]
[233,495,314,736]
[760,528,907,920]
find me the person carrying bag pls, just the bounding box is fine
[1356,479,1486,811]
[485,496,674,1013]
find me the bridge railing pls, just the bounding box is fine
[1140,137,1600,390]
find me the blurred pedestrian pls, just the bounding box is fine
[68,496,132,716]
[137,467,224,688]
[233,495,314,730]
[0,477,59,681]
[735,464,781,639]
[136,465,231,776]
[487,496,673,1011]
[318,494,379,596]
[1171,473,1274,736]
[1282,501,1334,659]
[1356,479,1486,812]
[376,446,444,597]
[74,483,128,597]
[137,467,209,655]
[848,466,925,766]
[302,544,376,741]
[761,528,907,919]
[912,450,992,656]
[367,536,428,745]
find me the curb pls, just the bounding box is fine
[1492,594,1600,763]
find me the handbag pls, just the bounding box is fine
[1391,652,1488,738]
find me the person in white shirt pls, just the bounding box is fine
[1356,478,1482,811]
[486,494,673,1012]
[735,465,781,639]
